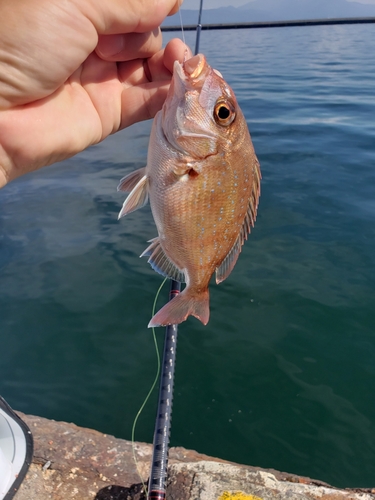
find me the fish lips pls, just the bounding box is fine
[161,59,220,157]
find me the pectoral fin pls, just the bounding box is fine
[117,167,146,192]
[118,174,148,219]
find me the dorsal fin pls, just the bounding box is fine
[118,174,148,219]
[141,237,185,283]
[216,237,241,284]
[117,167,146,192]
[216,160,261,284]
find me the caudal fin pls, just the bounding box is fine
[148,287,210,328]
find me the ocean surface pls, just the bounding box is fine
[1,25,375,489]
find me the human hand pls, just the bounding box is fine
[0,0,190,188]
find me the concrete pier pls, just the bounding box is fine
[13,413,375,500]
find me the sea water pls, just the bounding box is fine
[0,24,374,488]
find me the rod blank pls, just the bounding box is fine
[147,281,180,499]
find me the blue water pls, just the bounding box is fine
[1,25,375,488]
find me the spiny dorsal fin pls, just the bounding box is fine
[216,160,261,284]
[118,174,148,219]
[141,237,185,283]
[117,167,146,192]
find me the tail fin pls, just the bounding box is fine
[148,287,209,328]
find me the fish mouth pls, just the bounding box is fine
[164,54,218,157]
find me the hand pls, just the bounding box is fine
[0,0,190,188]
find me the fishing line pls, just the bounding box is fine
[131,277,167,495]
[178,0,186,45]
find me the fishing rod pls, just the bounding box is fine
[146,3,204,499]
[195,0,204,56]
[147,281,180,500]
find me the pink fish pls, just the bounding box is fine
[118,53,260,327]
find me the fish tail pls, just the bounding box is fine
[148,287,210,328]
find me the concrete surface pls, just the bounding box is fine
[12,413,375,500]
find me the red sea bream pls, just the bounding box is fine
[118,53,261,327]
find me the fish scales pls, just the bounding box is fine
[118,53,261,327]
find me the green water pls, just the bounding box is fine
[1,26,375,488]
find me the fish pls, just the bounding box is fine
[118,53,261,327]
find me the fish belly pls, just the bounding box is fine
[149,159,251,290]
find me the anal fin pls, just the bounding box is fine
[141,237,185,283]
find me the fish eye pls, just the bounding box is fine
[214,100,236,126]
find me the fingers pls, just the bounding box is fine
[162,38,193,72]
[95,27,189,66]
[115,38,191,87]
[167,0,182,16]
[146,38,192,82]
[119,82,170,129]
[117,39,192,128]
[86,0,183,34]
[96,30,162,60]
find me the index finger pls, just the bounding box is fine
[83,0,183,35]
